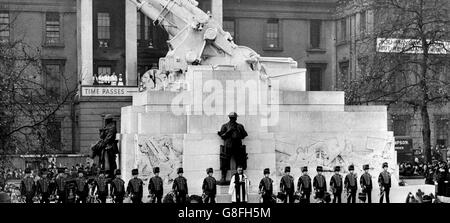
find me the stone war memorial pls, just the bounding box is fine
[119,0,419,203]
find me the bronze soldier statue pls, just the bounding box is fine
[91,114,119,177]
[217,112,248,185]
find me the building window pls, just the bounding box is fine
[360,11,367,37]
[392,115,410,137]
[0,12,10,43]
[137,11,155,48]
[436,116,449,146]
[47,120,62,151]
[265,19,281,50]
[307,66,323,91]
[339,61,349,89]
[45,12,61,45]
[44,64,62,97]
[97,12,110,47]
[310,20,322,49]
[223,19,236,41]
[338,18,347,43]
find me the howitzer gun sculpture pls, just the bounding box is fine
[130,0,306,91]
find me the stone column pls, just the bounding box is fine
[125,0,138,86]
[77,0,93,85]
[211,0,223,25]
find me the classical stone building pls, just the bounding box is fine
[3,0,446,168]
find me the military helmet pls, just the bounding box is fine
[228,112,238,118]
[348,165,355,171]
[104,114,114,120]
[363,164,370,170]
[284,166,291,173]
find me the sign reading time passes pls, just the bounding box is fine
[81,86,139,97]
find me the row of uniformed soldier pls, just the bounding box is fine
[20,162,391,203]
[278,162,392,203]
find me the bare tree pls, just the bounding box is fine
[337,0,450,162]
[0,29,77,161]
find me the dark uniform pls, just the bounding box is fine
[127,169,143,204]
[202,168,217,203]
[36,169,51,203]
[280,166,295,203]
[258,168,274,204]
[297,166,312,203]
[173,168,188,204]
[96,172,109,203]
[344,165,358,203]
[218,112,248,182]
[360,164,372,203]
[111,170,125,203]
[75,170,88,203]
[313,166,327,201]
[64,173,78,204]
[330,166,343,203]
[20,169,36,203]
[55,168,67,203]
[378,162,391,203]
[148,167,164,203]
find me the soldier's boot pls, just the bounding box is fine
[218,169,229,185]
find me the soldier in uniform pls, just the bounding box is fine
[54,168,67,203]
[258,168,274,204]
[344,165,358,203]
[111,169,125,203]
[297,166,312,203]
[378,162,391,203]
[280,166,295,203]
[313,166,327,202]
[217,112,248,184]
[64,171,78,204]
[127,169,143,204]
[330,166,343,203]
[75,169,88,203]
[360,164,372,203]
[36,168,51,203]
[173,168,188,204]
[148,167,164,203]
[96,170,110,203]
[20,168,36,203]
[202,168,217,203]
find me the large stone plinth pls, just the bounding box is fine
[119,66,396,202]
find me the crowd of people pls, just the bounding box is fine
[2,160,449,204]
